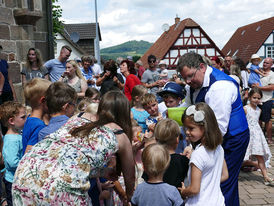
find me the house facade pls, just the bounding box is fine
[222,17,274,65]
[141,17,223,69]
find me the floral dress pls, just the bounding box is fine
[12,114,119,205]
[244,105,272,162]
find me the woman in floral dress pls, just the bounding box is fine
[12,91,135,205]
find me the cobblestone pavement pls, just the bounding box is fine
[239,144,274,206]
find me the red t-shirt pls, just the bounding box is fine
[124,74,141,101]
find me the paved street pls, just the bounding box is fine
[239,144,274,205]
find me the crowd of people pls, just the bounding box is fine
[0,43,273,206]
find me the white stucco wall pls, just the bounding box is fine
[55,33,83,61]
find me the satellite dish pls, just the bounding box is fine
[162,23,170,32]
[70,32,80,43]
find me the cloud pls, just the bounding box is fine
[57,0,274,49]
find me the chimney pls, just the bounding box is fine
[175,15,180,24]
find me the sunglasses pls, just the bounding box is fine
[148,59,156,63]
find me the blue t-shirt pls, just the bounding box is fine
[131,181,184,206]
[81,67,95,86]
[2,134,23,183]
[131,108,150,133]
[0,59,12,92]
[44,59,66,82]
[38,115,69,141]
[248,64,261,86]
[22,116,46,154]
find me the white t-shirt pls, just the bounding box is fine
[186,144,225,206]
[260,70,274,102]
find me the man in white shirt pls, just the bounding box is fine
[177,52,249,206]
[256,57,274,144]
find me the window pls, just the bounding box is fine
[241,30,245,35]
[27,0,34,11]
[256,26,261,32]
[266,46,274,58]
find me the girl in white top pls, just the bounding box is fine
[243,88,273,185]
[179,103,229,206]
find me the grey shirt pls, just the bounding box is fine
[21,66,48,81]
[131,181,184,206]
[141,69,160,95]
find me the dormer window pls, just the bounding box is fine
[256,26,261,31]
[241,30,245,35]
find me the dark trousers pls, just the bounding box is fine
[221,129,250,206]
[3,179,12,206]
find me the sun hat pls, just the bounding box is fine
[158,82,185,98]
[159,60,167,65]
[250,54,262,62]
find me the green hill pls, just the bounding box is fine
[100,40,152,61]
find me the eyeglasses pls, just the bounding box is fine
[184,69,199,82]
[148,59,156,63]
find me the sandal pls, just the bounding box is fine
[264,177,274,186]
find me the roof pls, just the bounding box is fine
[140,18,223,68]
[222,17,274,64]
[63,23,102,41]
[60,28,87,55]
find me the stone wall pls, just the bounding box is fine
[0,0,53,103]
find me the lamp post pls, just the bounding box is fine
[94,0,100,66]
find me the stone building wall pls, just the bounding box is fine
[0,0,53,103]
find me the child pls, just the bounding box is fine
[180,103,228,206]
[248,54,265,86]
[131,143,184,206]
[0,101,26,206]
[243,88,273,185]
[158,60,168,81]
[85,87,100,103]
[158,82,187,153]
[154,119,189,188]
[131,85,149,133]
[141,93,163,132]
[22,78,51,154]
[158,82,185,118]
[38,82,77,141]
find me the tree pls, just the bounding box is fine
[52,0,63,38]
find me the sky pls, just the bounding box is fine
[57,0,274,49]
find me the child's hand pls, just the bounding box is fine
[182,146,192,159]
[132,141,144,154]
[178,182,187,199]
[148,123,156,132]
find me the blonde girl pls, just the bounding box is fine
[180,102,228,206]
[59,60,88,99]
[130,85,149,133]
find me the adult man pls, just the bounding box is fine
[257,57,274,144]
[44,45,72,82]
[223,55,232,74]
[177,52,249,206]
[141,54,165,97]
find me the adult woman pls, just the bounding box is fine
[210,56,230,75]
[21,48,49,87]
[120,59,141,101]
[96,60,124,95]
[59,60,88,99]
[12,91,135,205]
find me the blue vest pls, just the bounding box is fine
[190,68,248,137]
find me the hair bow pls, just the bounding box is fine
[185,105,205,122]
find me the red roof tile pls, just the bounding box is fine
[222,17,274,64]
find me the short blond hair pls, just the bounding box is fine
[24,78,51,108]
[85,103,99,115]
[141,93,157,107]
[142,143,170,177]
[154,119,180,147]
